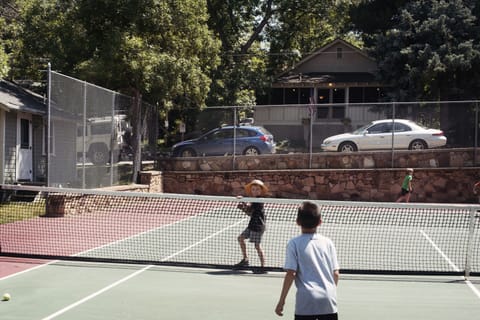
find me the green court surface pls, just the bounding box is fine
[0,261,479,320]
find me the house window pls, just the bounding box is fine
[349,87,364,103]
[349,87,385,103]
[20,119,30,149]
[299,88,313,104]
[337,47,343,59]
[364,87,384,102]
[332,88,345,119]
[315,88,346,119]
[285,88,298,104]
[271,88,284,104]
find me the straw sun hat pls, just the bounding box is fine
[244,179,268,195]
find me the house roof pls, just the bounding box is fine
[0,79,46,115]
[274,38,378,85]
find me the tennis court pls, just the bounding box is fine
[0,184,479,319]
[1,260,479,319]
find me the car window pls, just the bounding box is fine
[205,130,223,140]
[393,123,411,132]
[236,129,251,138]
[90,123,112,135]
[368,123,392,134]
[353,124,370,134]
[257,126,272,136]
[222,129,234,139]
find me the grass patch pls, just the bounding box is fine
[0,200,46,224]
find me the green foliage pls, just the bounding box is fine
[12,0,221,113]
[0,0,23,79]
[370,0,480,101]
[266,0,355,76]
[8,0,480,149]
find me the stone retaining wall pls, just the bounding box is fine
[157,148,479,171]
[144,148,480,203]
[143,168,479,203]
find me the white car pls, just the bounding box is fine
[321,119,447,152]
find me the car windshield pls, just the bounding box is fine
[352,123,371,134]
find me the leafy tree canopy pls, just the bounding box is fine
[13,0,221,113]
[367,0,480,101]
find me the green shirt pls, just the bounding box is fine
[401,174,413,190]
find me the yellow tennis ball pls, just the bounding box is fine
[2,293,10,301]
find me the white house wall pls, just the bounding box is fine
[4,111,17,183]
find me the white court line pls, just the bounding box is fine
[419,230,460,272]
[41,265,152,320]
[420,229,480,301]
[77,210,205,256]
[40,217,247,319]
[0,216,191,281]
[466,281,480,299]
[0,208,222,280]
[159,218,247,261]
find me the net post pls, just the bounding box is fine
[47,62,51,186]
[464,207,477,279]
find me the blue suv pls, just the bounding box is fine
[172,125,276,157]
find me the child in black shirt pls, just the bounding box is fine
[235,179,268,272]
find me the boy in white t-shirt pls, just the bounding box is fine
[275,201,340,320]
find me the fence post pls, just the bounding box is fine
[391,102,396,168]
[233,106,237,170]
[475,102,478,166]
[47,63,51,187]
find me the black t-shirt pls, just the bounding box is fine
[247,202,266,232]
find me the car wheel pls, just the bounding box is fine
[89,144,109,165]
[409,139,427,150]
[243,146,260,155]
[338,142,357,152]
[180,148,196,157]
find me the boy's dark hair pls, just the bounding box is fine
[297,201,321,228]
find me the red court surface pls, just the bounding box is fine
[0,257,48,279]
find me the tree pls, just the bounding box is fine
[0,0,24,78]
[349,0,409,45]
[14,0,221,181]
[369,0,480,100]
[206,0,356,112]
[266,0,355,76]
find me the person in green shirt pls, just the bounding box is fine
[396,168,413,202]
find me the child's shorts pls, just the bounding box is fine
[400,188,410,195]
[240,228,264,244]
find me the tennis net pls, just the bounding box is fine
[0,184,478,277]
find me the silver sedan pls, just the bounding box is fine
[321,119,447,152]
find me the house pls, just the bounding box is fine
[255,38,387,147]
[0,80,46,184]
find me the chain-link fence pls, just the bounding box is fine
[47,69,157,188]
[46,67,480,185]
[165,100,480,167]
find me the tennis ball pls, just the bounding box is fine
[2,293,10,301]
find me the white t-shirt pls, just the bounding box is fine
[284,233,339,315]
